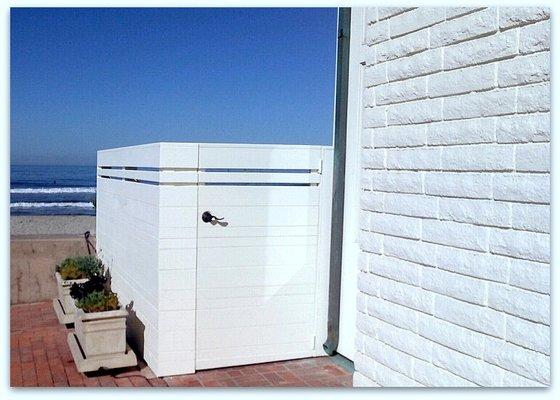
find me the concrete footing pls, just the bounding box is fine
[67,333,137,373]
[53,298,74,325]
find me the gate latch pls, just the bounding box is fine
[201,211,225,223]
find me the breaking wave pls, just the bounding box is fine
[11,187,96,194]
[10,202,94,208]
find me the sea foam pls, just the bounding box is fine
[10,187,96,194]
[10,202,94,208]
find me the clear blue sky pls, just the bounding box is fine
[11,8,338,165]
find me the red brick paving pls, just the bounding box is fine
[11,301,353,387]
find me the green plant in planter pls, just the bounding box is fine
[75,255,104,278]
[56,258,87,280]
[56,257,78,274]
[55,255,104,280]
[75,290,120,313]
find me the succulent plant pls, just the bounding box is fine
[55,255,104,280]
[56,257,75,273]
[75,255,104,278]
[75,290,120,313]
[57,258,87,280]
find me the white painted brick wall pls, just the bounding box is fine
[375,76,427,105]
[425,172,493,199]
[430,7,497,48]
[431,343,506,386]
[442,88,516,120]
[355,7,550,387]
[519,21,550,54]
[445,8,484,21]
[499,7,550,29]
[497,52,550,87]
[428,63,496,98]
[427,118,495,145]
[373,125,426,148]
[389,8,446,38]
[387,48,442,81]
[439,198,511,228]
[443,30,517,70]
[495,113,550,143]
[383,192,438,218]
[387,98,441,125]
[515,143,550,173]
[517,82,551,113]
[377,29,430,62]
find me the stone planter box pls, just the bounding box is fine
[52,272,88,324]
[75,308,127,356]
[67,307,137,373]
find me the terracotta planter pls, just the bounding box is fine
[53,272,88,324]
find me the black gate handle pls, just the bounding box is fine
[201,211,224,223]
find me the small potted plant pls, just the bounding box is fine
[66,280,137,372]
[53,255,104,324]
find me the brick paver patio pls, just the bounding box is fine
[10,301,353,387]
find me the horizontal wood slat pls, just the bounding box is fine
[98,142,199,169]
[198,171,320,184]
[98,143,330,185]
[198,144,323,170]
[98,168,198,183]
[99,169,320,184]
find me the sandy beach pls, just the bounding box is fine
[11,215,96,236]
[11,215,96,304]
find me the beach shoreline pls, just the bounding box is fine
[11,215,96,236]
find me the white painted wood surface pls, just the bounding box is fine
[97,143,333,376]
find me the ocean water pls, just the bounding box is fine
[10,165,97,215]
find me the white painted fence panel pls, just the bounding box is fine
[198,185,320,206]
[198,171,321,184]
[97,143,333,376]
[98,142,199,169]
[99,168,198,184]
[198,143,323,170]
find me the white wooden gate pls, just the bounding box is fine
[97,143,333,376]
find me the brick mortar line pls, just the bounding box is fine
[360,286,550,337]
[369,141,552,150]
[359,189,550,207]
[365,16,549,67]
[375,7,417,23]
[362,167,551,175]
[358,293,550,361]
[365,68,550,99]
[355,349,427,387]
[363,267,551,316]
[357,318,545,386]
[364,48,549,90]
[363,243,550,269]
[361,230,549,265]
[365,109,550,128]
[367,80,550,108]
[361,208,550,233]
